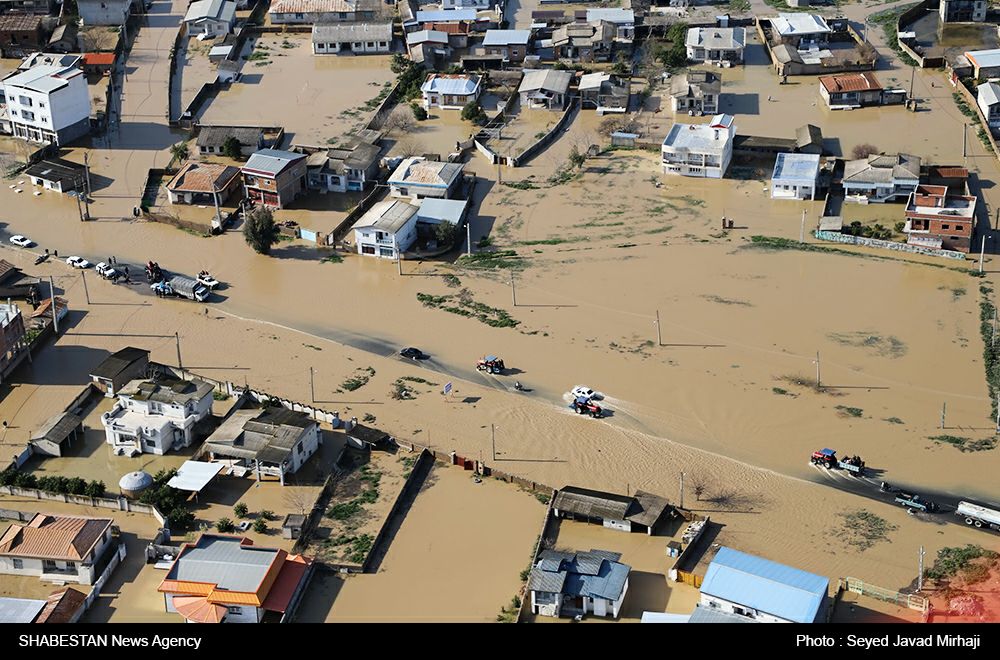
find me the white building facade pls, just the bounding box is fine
[978,81,1000,131]
[770,152,820,200]
[351,199,418,259]
[1,57,90,145]
[312,22,392,54]
[101,378,214,456]
[661,114,735,178]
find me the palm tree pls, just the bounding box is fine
[169,142,189,165]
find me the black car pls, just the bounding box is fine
[399,347,423,360]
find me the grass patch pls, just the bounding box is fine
[929,435,998,452]
[869,4,920,67]
[926,545,999,581]
[401,376,436,385]
[884,416,905,425]
[772,387,791,396]
[835,405,864,418]
[978,288,1000,420]
[827,331,907,359]
[442,274,461,288]
[746,235,972,274]
[346,534,374,564]
[328,501,362,520]
[836,510,898,551]
[457,250,524,270]
[342,366,375,391]
[516,237,584,246]
[212,391,230,401]
[417,289,520,328]
[496,596,521,623]
[702,294,752,307]
[321,253,343,264]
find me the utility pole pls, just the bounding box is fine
[466,222,472,256]
[918,546,925,591]
[82,153,91,220]
[800,209,806,243]
[941,401,946,429]
[679,471,684,510]
[80,270,90,306]
[396,254,402,277]
[995,207,999,230]
[491,423,496,461]
[496,160,502,185]
[980,234,987,273]
[175,331,183,371]
[48,276,58,333]
[510,270,516,307]
[963,123,968,160]
[309,366,315,403]
[814,351,821,389]
[909,65,915,99]
[212,184,222,228]
[74,189,84,222]
[995,393,999,433]
[655,309,662,346]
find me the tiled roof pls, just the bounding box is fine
[167,161,241,194]
[0,14,42,31]
[197,125,264,148]
[0,514,112,561]
[82,53,116,66]
[34,587,87,624]
[819,72,882,94]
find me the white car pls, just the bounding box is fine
[66,256,91,269]
[197,272,220,289]
[571,386,596,400]
[95,262,120,278]
[8,235,32,248]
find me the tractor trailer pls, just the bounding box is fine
[956,501,1000,531]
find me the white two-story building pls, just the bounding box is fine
[661,114,736,178]
[101,375,215,456]
[1,54,90,145]
[0,514,117,586]
[978,81,1000,133]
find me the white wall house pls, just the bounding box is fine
[101,376,214,456]
[978,81,1000,132]
[528,550,631,619]
[842,153,921,203]
[77,0,133,25]
[421,73,481,110]
[686,27,745,63]
[1,55,90,145]
[351,199,418,259]
[770,152,820,200]
[183,0,237,38]
[661,113,735,178]
[312,22,392,54]
[442,0,490,7]
[0,514,115,586]
[202,407,320,485]
[388,156,464,199]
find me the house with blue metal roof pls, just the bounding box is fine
[699,547,830,623]
[528,549,631,619]
[421,73,482,110]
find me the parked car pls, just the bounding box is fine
[95,262,120,279]
[571,385,596,400]
[66,256,90,269]
[8,235,32,248]
[197,271,220,290]
[399,347,424,360]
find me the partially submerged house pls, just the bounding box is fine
[528,549,631,619]
[551,21,614,63]
[351,199,419,259]
[311,22,393,55]
[77,0,133,25]
[519,69,574,110]
[202,407,321,484]
[770,152,820,200]
[904,184,977,252]
[940,0,986,22]
[165,161,242,206]
[977,81,1000,132]
[89,347,150,397]
[700,547,830,623]
[0,514,116,585]
[670,70,721,115]
[818,72,884,109]
[0,260,40,300]
[48,23,79,54]
[242,148,308,209]
[196,125,266,157]
[183,0,237,38]
[0,14,44,58]
[388,156,464,200]
[304,133,381,193]
[578,72,628,113]
[406,30,450,66]
[552,486,673,535]
[685,26,745,64]
[585,8,634,42]
[25,158,86,193]
[421,73,482,110]
[661,113,736,179]
[965,48,1000,81]
[269,0,379,25]
[101,375,215,456]
[842,153,920,203]
[770,13,832,49]
[1,54,90,145]
[29,410,84,457]
[158,534,313,623]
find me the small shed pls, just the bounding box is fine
[345,421,394,450]
[90,347,150,397]
[29,411,84,457]
[553,485,672,535]
[282,513,306,539]
[167,460,225,499]
[119,470,154,499]
[610,131,638,147]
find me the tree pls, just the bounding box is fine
[221,136,242,160]
[410,102,427,121]
[283,489,313,515]
[252,518,268,534]
[234,502,249,518]
[243,206,280,255]
[610,54,630,77]
[568,145,586,169]
[433,221,459,247]
[216,517,235,533]
[383,106,415,133]
[461,101,486,124]
[169,142,188,165]
[666,22,689,44]
[658,43,688,69]
[84,480,105,498]
[259,509,274,521]
[390,53,409,74]
[852,143,880,159]
[396,138,423,158]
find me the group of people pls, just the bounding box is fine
[145,261,164,283]
[841,454,864,468]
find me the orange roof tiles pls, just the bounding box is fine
[261,554,312,613]
[35,587,87,624]
[167,161,241,194]
[83,53,115,66]
[173,596,228,623]
[0,514,112,561]
[819,72,882,94]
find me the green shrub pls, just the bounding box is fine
[217,517,235,533]
[234,502,249,518]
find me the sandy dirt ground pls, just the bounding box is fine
[0,495,173,623]
[298,461,544,622]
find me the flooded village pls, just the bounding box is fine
[0,0,998,629]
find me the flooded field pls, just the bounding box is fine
[196,35,396,146]
[298,461,543,622]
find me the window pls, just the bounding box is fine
[65,561,76,571]
[12,558,22,569]
[942,224,950,230]
[295,442,302,455]
[228,606,243,615]
[21,110,34,122]
[38,102,44,109]
[955,225,963,231]
[18,95,31,107]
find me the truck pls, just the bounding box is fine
[153,276,210,302]
[893,491,939,513]
[955,501,1000,531]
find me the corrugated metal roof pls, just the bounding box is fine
[553,486,632,520]
[585,8,633,23]
[388,157,463,188]
[772,152,820,183]
[3,63,80,94]
[688,605,759,623]
[406,29,449,45]
[416,8,476,22]
[34,587,87,624]
[819,72,882,94]
[417,198,466,224]
[184,0,236,23]
[167,460,225,492]
[0,597,46,623]
[91,347,149,380]
[482,29,530,46]
[30,411,82,445]
[967,48,1000,70]
[686,26,745,50]
[270,0,360,12]
[518,69,573,95]
[244,148,305,176]
[312,21,393,43]
[421,73,480,97]
[701,547,828,623]
[351,199,419,233]
[164,535,278,593]
[197,125,264,148]
[771,13,832,37]
[979,81,1000,106]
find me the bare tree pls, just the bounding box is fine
[383,106,415,134]
[851,143,880,160]
[395,138,425,158]
[282,489,314,516]
[689,474,709,501]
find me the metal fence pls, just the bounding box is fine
[844,576,929,613]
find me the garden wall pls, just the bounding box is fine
[814,230,968,259]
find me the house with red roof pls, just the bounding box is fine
[0,513,116,585]
[157,534,313,623]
